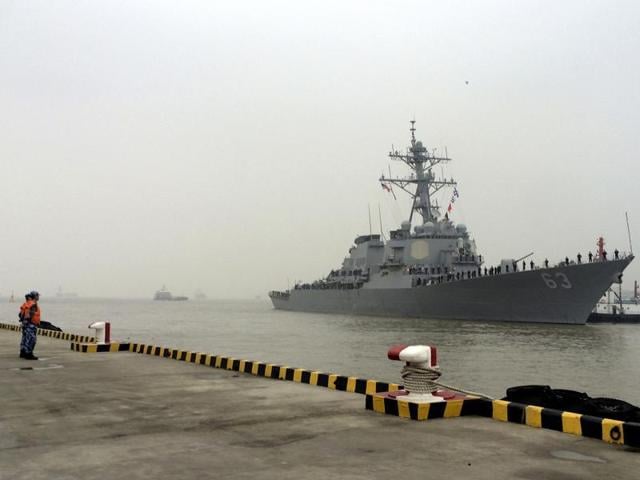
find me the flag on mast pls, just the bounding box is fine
[447,188,460,214]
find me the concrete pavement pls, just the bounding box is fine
[0,330,637,480]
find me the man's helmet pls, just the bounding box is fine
[29,291,40,300]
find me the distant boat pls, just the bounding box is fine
[154,285,188,301]
[194,290,208,300]
[588,284,640,323]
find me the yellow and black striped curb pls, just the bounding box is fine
[366,395,640,447]
[73,340,400,395]
[480,398,640,447]
[70,342,131,353]
[0,322,94,343]
[366,394,482,420]
[367,395,639,447]
[127,342,402,395]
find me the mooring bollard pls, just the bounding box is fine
[388,344,444,403]
[88,322,110,344]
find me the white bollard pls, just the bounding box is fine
[88,322,111,344]
[388,344,444,403]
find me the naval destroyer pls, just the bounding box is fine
[269,122,633,324]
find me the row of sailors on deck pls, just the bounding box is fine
[413,249,622,279]
[295,249,625,291]
[414,270,478,286]
[295,281,357,290]
[411,250,624,287]
[454,254,483,263]
[328,268,367,278]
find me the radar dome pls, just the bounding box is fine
[456,224,468,233]
[401,220,411,231]
[414,225,424,234]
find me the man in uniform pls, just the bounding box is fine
[19,291,41,360]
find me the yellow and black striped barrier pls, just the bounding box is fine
[366,393,639,447]
[0,323,21,333]
[70,342,131,353]
[124,342,401,395]
[66,340,400,394]
[0,322,94,343]
[365,394,482,420]
[477,398,639,447]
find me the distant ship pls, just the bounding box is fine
[154,285,188,301]
[194,290,208,300]
[269,121,634,324]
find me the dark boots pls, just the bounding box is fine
[19,351,38,360]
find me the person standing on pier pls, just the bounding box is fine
[19,291,41,360]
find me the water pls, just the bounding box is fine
[2,298,639,405]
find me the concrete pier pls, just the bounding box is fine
[0,331,637,479]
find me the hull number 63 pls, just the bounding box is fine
[541,272,572,289]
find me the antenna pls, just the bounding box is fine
[378,203,386,241]
[368,204,372,236]
[626,211,633,255]
[410,119,416,146]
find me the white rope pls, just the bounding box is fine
[430,380,492,399]
[401,364,491,398]
[400,364,441,394]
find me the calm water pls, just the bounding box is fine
[2,298,639,405]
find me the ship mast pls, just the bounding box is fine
[381,120,457,224]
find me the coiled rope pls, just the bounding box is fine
[400,364,491,399]
[401,364,441,394]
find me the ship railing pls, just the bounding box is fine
[268,290,290,298]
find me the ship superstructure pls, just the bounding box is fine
[269,122,633,324]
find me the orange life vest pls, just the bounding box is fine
[31,303,41,326]
[20,300,40,326]
[19,301,30,321]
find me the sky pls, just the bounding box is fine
[1,0,639,299]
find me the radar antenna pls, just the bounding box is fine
[380,121,457,225]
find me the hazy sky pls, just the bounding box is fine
[1,0,639,298]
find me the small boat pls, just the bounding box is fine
[587,282,640,323]
[194,290,208,300]
[154,285,188,301]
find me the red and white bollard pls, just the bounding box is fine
[388,344,444,403]
[88,322,111,344]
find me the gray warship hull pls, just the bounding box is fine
[270,258,633,324]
